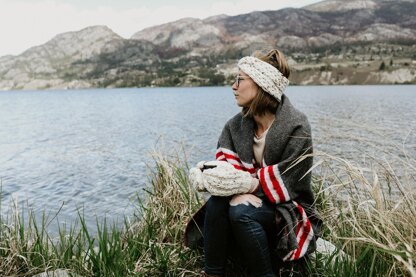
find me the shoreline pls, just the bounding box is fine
[1,83,416,93]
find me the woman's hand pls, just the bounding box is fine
[230,194,262,208]
[203,165,258,196]
[189,166,206,191]
[189,160,259,196]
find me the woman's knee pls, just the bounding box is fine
[229,204,252,224]
[205,196,230,221]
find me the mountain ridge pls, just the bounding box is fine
[1,0,415,90]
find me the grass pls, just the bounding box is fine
[0,152,203,276]
[310,151,416,277]
[0,150,415,276]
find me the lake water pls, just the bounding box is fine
[0,85,415,231]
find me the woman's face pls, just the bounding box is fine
[232,70,258,107]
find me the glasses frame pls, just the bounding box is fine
[235,75,249,88]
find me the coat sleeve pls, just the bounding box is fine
[258,124,313,204]
[215,122,257,176]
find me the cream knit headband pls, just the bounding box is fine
[238,56,289,101]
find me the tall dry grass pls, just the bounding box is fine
[0,149,415,276]
[131,151,204,276]
[0,152,205,276]
[311,150,416,276]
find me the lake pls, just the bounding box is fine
[0,85,415,231]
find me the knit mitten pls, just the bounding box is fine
[202,161,259,196]
[189,167,206,191]
[188,160,221,192]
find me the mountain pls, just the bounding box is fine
[0,26,124,90]
[1,0,415,90]
[131,0,416,52]
[304,0,378,12]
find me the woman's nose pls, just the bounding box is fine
[232,81,238,90]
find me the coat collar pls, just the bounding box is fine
[236,94,290,166]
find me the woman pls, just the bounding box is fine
[187,49,322,277]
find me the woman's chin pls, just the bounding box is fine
[236,101,249,108]
[235,99,245,107]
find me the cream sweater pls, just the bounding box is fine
[253,128,268,166]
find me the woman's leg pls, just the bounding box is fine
[229,199,277,277]
[204,196,231,275]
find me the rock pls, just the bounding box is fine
[312,238,349,260]
[316,238,339,256]
[32,269,81,277]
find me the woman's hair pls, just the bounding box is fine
[242,49,290,118]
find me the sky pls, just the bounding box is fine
[0,0,322,57]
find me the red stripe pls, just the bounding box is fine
[246,167,256,174]
[259,168,276,203]
[289,251,296,261]
[216,150,242,168]
[223,153,240,162]
[223,153,257,174]
[291,229,303,260]
[293,204,312,260]
[232,164,243,171]
[299,229,311,259]
[216,149,257,174]
[268,166,286,203]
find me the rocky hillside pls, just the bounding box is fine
[132,0,416,52]
[305,0,378,12]
[0,26,160,90]
[1,0,415,90]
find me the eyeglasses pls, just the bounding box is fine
[235,75,250,88]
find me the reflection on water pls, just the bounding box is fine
[0,85,415,231]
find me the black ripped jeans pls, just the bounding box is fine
[203,196,277,277]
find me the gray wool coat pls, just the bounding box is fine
[185,94,322,261]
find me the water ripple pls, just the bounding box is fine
[0,86,415,232]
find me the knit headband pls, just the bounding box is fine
[238,56,289,101]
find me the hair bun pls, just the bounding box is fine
[254,49,290,79]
